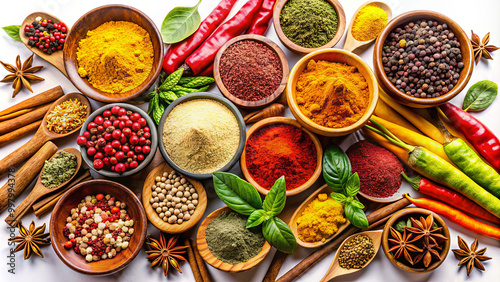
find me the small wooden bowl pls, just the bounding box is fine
[214,34,289,109]
[240,117,322,197]
[196,206,271,272]
[381,207,451,273]
[373,10,474,108]
[50,179,147,275]
[286,49,379,137]
[142,162,207,234]
[273,0,346,54]
[63,4,164,103]
[289,185,350,248]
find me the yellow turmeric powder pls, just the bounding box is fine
[76,21,154,94]
[296,193,346,243]
[351,4,388,41]
[295,60,370,128]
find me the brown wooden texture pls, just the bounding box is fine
[273,0,346,54]
[373,10,474,108]
[0,120,42,146]
[141,162,207,233]
[214,34,289,109]
[243,103,285,124]
[63,4,164,102]
[190,238,213,282]
[0,141,57,213]
[185,237,203,282]
[50,179,147,275]
[0,86,63,117]
[0,103,51,135]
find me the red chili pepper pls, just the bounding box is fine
[246,0,277,35]
[162,0,238,74]
[183,0,264,75]
[402,173,500,224]
[404,194,500,240]
[197,63,214,77]
[440,102,500,173]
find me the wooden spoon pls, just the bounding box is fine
[5,148,82,226]
[343,1,392,53]
[0,93,91,176]
[321,230,383,281]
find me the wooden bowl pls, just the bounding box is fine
[273,0,346,54]
[373,10,474,108]
[240,117,322,197]
[289,185,350,248]
[50,179,147,275]
[214,35,289,109]
[286,49,379,137]
[381,207,451,273]
[63,4,164,103]
[142,162,207,233]
[196,206,271,272]
[79,103,158,178]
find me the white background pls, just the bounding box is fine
[0,0,499,281]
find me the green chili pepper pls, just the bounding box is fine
[159,91,177,104]
[182,76,215,88]
[153,101,165,125]
[145,90,157,101]
[159,68,184,92]
[175,90,190,97]
[178,77,196,85]
[148,94,159,115]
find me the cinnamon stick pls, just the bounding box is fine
[0,103,51,135]
[0,119,42,146]
[190,238,212,282]
[185,238,203,282]
[263,250,288,282]
[0,86,63,117]
[0,108,32,122]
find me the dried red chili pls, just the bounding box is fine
[244,123,317,190]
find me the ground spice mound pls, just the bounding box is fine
[347,140,403,198]
[219,40,282,101]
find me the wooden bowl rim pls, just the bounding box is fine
[381,207,451,273]
[286,49,379,136]
[214,34,289,109]
[63,4,164,103]
[196,206,271,272]
[372,10,474,107]
[345,1,392,43]
[240,117,322,197]
[141,162,207,233]
[49,179,147,275]
[273,0,347,54]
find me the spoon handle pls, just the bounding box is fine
[0,130,50,176]
[5,189,41,226]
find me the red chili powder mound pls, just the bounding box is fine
[244,124,317,190]
[346,140,403,198]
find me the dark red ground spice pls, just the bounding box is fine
[219,40,282,101]
[346,140,404,198]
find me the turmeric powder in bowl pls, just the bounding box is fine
[296,193,346,243]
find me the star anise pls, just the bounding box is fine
[413,237,442,267]
[145,233,188,276]
[8,221,51,260]
[406,214,448,246]
[452,236,491,276]
[0,54,44,97]
[471,30,499,65]
[388,226,423,265]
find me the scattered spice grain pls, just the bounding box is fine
[41,151,77,188]
[338,235,375,269]
[46,99,87,134]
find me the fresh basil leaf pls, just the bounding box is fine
[213,172,263,215]
[463,80,498,112]
[330,192,347,204]
[350,199,365,210]
[2,25,21,41]
[263,176,286,216]
[345,173,360,197]
[322,143,351,193]
[395,220,406,232]
[246,209,269,228]
[262,217,298,254]
[161,0,202,44]
[345,201,368,229]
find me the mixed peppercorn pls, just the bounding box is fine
[24,17,67,55]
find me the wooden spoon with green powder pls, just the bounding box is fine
[5,148,81,227]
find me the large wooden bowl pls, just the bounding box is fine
[196,206,271,272]
[142,162,207,234]
[240,117,322,197]
[373,10,474,108]
[63,4,164,102]
[214,34,289,109]
[286,49,379,137]
[50,179,147,275]
[273,0,346,54]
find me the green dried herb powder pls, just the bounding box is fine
[205,211,265,265]
[279,0,339,48]
[41,151,77,188]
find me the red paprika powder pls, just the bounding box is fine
[244,123,317,190]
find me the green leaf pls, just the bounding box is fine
[395,220,406,232]
[407,218,412,227]
[262,176,286,216]
[330,192,347,204]
[432,221,438,229]
[153,101,165,125]
[159,68,184,92]
[262,217,298,253]
[322,143,351,193]
[463,80,498,111]
[161,0,202,44]
[2,25,21,41]
[350,199,365,210]
[159,91,178,104]
[345,201,368,229]
[345,173,360,197]
[148,94,158,115]
[212,172,263,215]
[246,209,269,228]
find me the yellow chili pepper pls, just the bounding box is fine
[374,99,421,134]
